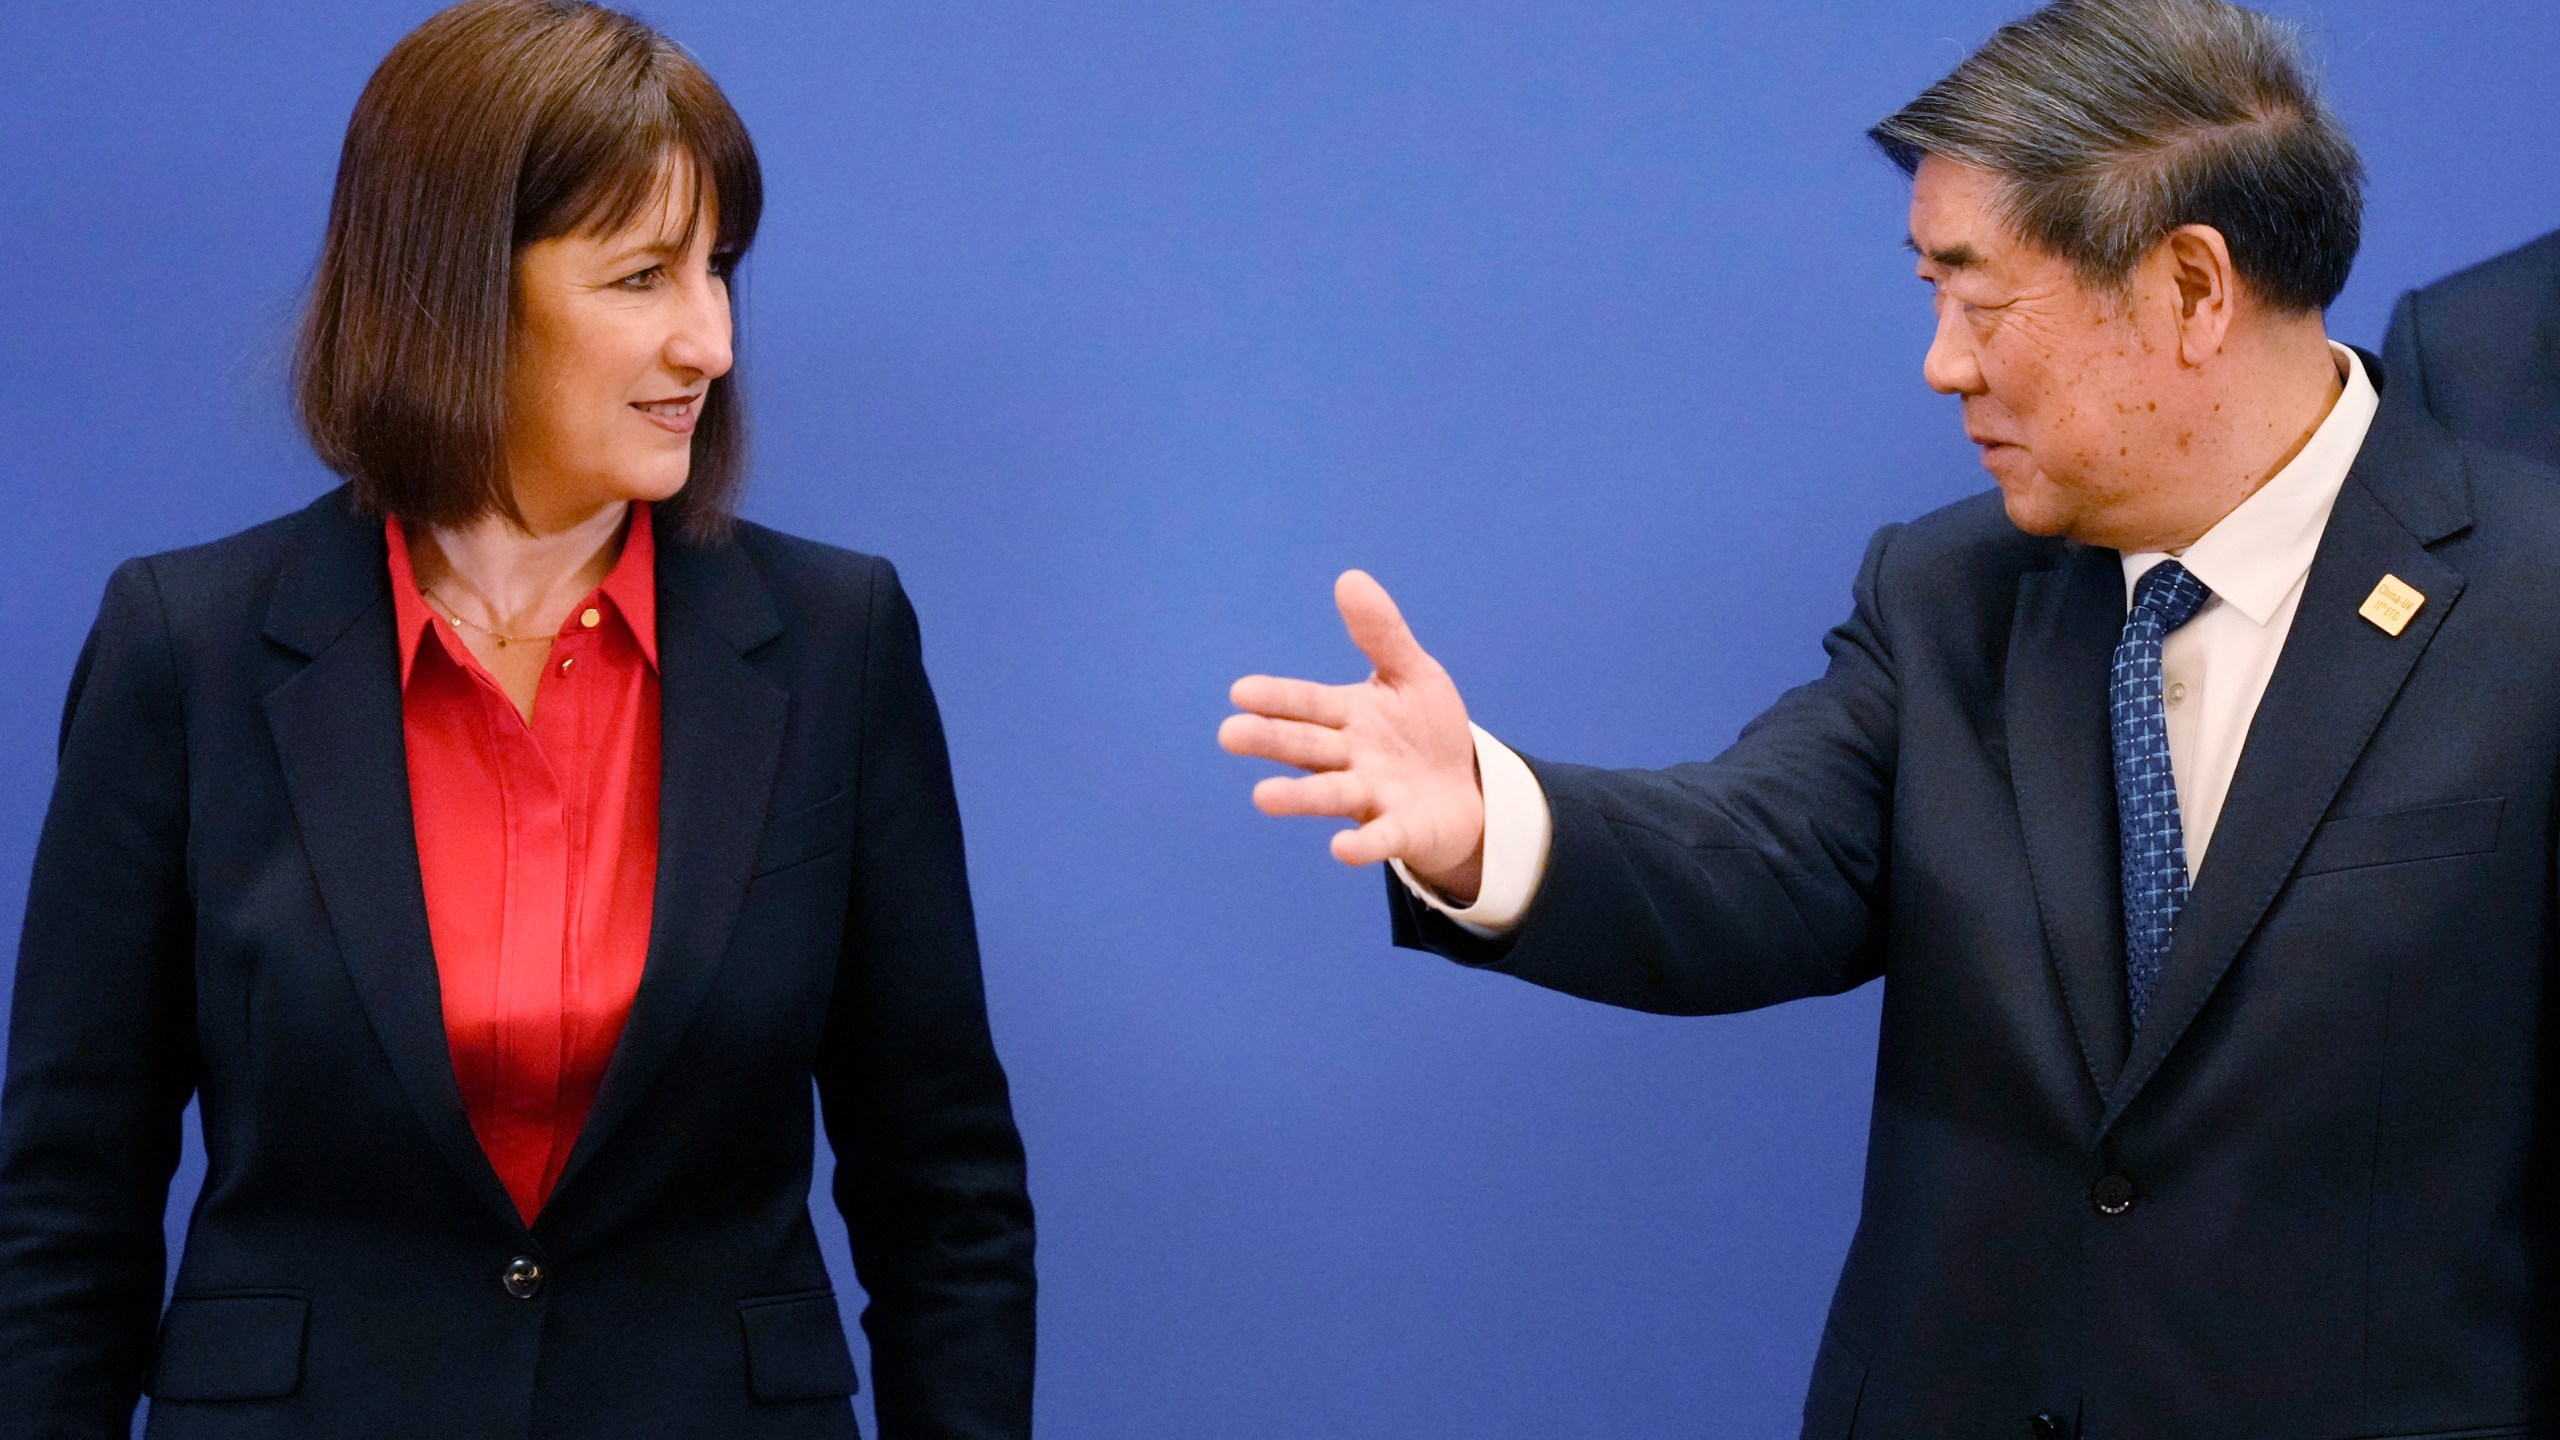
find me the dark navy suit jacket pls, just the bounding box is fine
[2384,228,2560,469]
[0,489,1035,1439]
[1394,394,2560,1439]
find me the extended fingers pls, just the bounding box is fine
[1218,714,1350,771]
[1252,770,1370,820]
[1328,816,1405,868]
[1229,674,1352,726]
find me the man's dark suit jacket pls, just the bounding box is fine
[0,489,1035,1439]
[2384,228,2560,469]
[1394,393,2560,1439]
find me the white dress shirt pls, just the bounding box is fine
[1400,343,2380,934]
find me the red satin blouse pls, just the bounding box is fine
[385,506,661,1223]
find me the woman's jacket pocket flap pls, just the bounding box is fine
[2296,796,2504,878]
[146,1292,308,1402]
[754,787,857,876]
[738,1290,860,1401]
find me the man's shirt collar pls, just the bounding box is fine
[2120,341,2380,625]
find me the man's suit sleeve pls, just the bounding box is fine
[0,560,201,1436]
[1390,524,1903,1015]
[813,560,1035,1440]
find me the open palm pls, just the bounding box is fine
[1219,570,1487,901]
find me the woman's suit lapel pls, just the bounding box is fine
[541,524,787,1221]
[261,491,525,1231]
[262,492,792,1234]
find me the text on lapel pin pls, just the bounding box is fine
[2358,574,2425,636]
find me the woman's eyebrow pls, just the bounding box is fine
[596,235,690,268]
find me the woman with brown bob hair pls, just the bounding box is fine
[0,3,1034,1437]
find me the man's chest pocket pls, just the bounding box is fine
[2294,796,2505,879]
[755,787,858,876]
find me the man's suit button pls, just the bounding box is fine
[2090,1174,2136,1215]
[502,1255,544,1299]
[2029,1414,2067,1440]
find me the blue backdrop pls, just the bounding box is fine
[7,3,2558,1435]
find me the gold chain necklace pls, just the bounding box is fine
[422,586,553,649]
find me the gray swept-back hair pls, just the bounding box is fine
[1870,0,2362,313]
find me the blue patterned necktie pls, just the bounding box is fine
[2112,559,2212,1034]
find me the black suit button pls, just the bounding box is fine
[2091,1174,2136,1215]
[2030,1414,2067,1440]
[502,1255,544,1299]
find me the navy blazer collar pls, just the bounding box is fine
[2006,380,2477,1131]
[262,489,784,660]
[2097,379,2472,1133]
[260,487,792,1236]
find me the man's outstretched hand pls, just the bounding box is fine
[1220,571,1487,903]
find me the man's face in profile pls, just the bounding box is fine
[1910,156,2195,549]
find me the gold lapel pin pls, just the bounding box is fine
[2359,574,2425,636]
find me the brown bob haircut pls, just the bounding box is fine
[296,0,762,540]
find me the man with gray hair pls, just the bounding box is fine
[1224,0,2560,1434]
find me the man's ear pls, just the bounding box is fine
[2158,224,2238,365]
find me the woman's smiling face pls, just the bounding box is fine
[502,153,734,529]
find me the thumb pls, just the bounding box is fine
[1335,570,1431,680]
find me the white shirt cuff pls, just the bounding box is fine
[1389,723,1554,938]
